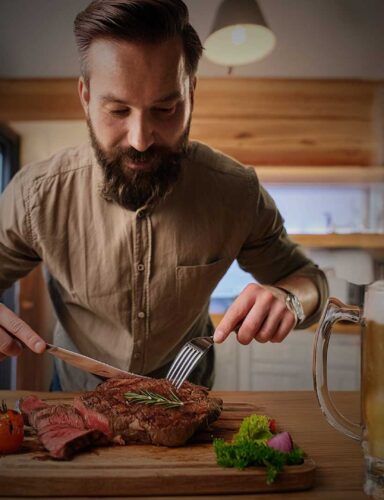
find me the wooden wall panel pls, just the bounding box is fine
[0,79,82,121]
[0,78,382,166]
[191,116,373,166]
[193,79,374,120]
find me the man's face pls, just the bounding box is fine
[79,36,195,210]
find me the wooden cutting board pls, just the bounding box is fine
[0,396,315,497]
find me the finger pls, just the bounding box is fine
[236,302,271,345]
[0,303,45,353]
[237,287,282,344]
[213,284,261,343]
[270,311,297,343]
[253,301,287,343]
[0,326,23,357]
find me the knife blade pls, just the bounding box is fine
[45,343,146,379]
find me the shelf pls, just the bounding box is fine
[254,166,384,185]
[290,233,384,249]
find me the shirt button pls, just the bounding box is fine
[133,352,141,360]
[137,210,146,219]
[138,311,146,319]
[137,263,145,272]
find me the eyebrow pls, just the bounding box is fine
[100,90,183,106]
[155,90,183,103]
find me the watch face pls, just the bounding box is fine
[287,293,304,323]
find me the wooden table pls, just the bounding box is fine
[0,390,365,499]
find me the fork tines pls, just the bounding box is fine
[166,345,203,389]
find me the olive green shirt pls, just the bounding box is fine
[0,141,328,390]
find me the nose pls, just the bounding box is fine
[127,112,154,152]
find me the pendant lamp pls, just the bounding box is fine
[204,0,276,71]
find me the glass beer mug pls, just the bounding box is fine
[313,280,384,499]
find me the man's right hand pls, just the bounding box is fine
[0,303,46,361]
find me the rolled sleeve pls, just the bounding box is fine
[237,170,328,328]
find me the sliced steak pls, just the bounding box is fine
[74,377,223,447]
[20,377,223,459]
[20,395,109,459]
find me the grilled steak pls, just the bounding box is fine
[20,395,109,459]
[74,377,223,447]
[20,377,223,459]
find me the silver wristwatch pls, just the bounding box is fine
[276,286,305,326]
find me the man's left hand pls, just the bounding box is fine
[213,283,297,344]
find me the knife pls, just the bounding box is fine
[45,343,147,379]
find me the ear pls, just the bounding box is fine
[190,76,197,111]
[78,77,90,117]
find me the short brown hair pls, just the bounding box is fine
[74,0,203,82]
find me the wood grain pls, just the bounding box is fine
[290,232,384,249]
[0,393,315,497]
[1,78,382,166]
[0,79,82,121]
[0,391,363,499]
[255,166,384,184]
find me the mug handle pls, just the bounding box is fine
[313,297,363,440]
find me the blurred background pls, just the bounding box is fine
[0,0,383,392]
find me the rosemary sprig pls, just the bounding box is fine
[124,389,184,408]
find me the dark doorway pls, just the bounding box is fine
[0,124,20,389]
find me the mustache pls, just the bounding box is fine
[114,145,167,164]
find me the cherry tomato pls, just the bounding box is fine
[0,400,24,454]
[268,418,277,434]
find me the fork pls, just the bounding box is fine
[166,335,214,389]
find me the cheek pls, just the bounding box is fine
[159,102,191,143]
[89,106,125,148]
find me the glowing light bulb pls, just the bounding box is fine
[231,26,247,46]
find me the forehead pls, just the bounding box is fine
[87,37,188,101]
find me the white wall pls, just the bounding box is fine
[0,0,383,79]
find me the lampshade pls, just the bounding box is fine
[204,0,276,67]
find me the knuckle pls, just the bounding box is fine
[0,335,16,355]
[7,316,26,336]
[255,335,268,344]
[245,283,258,293]
[273,329,289,343]
[236,332,253,345]
[259,291,274,307]
[257,329,272,342]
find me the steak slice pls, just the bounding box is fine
[20,395,109,460]
[74,377,223,447]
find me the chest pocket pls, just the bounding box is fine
[176,258,231,316]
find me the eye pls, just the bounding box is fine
[154,106,176,116]
[110,109,129,117]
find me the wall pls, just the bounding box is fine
[4,74,383,390]
[0,0,384,79]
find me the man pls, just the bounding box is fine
[0,0,328,391]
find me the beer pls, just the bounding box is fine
[314,280,384,498]
[362,320,384,459]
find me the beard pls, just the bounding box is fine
[88,117,191,211]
